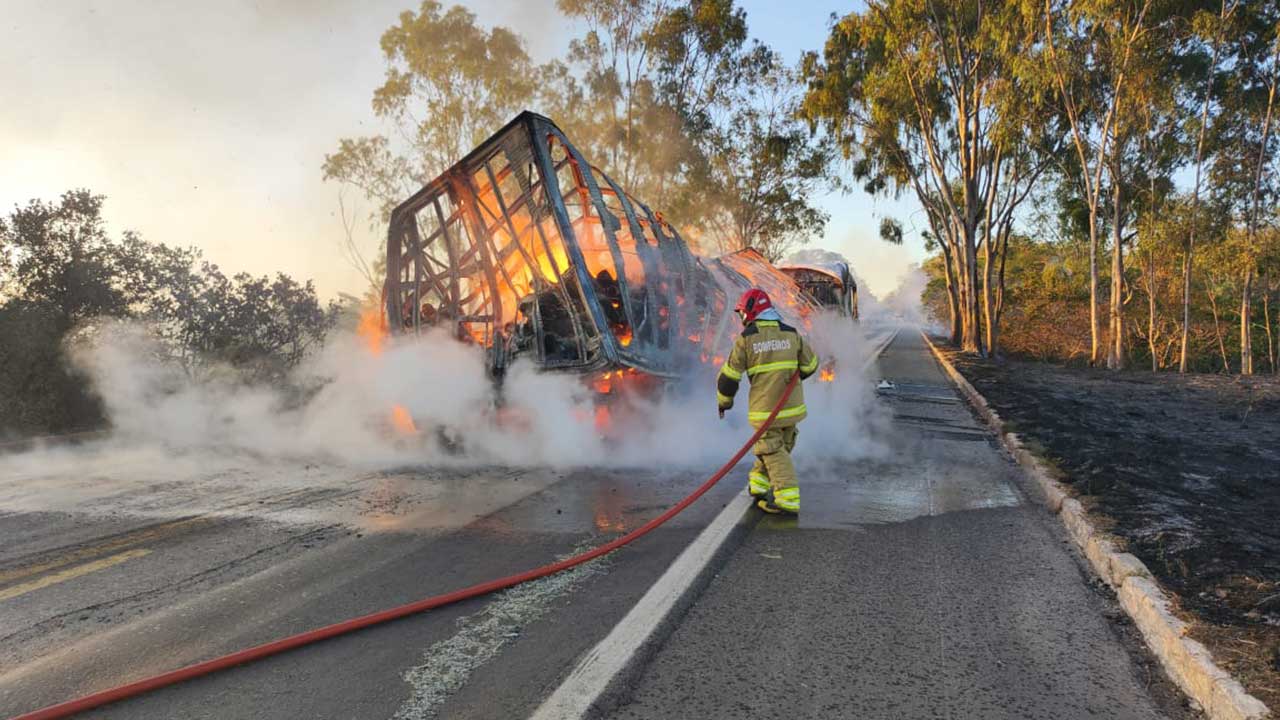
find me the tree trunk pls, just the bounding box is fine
[982,231,998,357]
[1108,182,1125,370]
[954,241,970,347]
[965,233,983,355]
[1088,207,1101,366]
[1239,34,1278,376]
[1179,0,1231,373]
[1145,252,1159,372]
[954,223,982,354]
[1179,246,1194,373]
[1208,286,1230,373]
[939,240,961,345]
[995,230,1009,328]
[1264,289,1275,374]
[990,228,1010,358]
[946,275,961,345]
[1241,266,1254,375]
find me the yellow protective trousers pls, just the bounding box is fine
[747,425,800,512]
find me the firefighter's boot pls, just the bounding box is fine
[747,458,771,500]
[753,426,800,514]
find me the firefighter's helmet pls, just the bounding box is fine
[734,288,773,324]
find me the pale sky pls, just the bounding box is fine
[2,0,925,301]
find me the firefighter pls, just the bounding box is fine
[716,288,819,514]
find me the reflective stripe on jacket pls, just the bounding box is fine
[716,320,818,428]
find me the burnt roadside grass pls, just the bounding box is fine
[945,350,1280,709]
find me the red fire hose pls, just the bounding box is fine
[11,375,799,720]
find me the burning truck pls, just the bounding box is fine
[384,111,822,393]
[778,261,858,322]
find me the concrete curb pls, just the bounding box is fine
[921,332,1270,720]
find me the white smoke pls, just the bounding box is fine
[879,263,939,330]
[43,313,887,471]
[796,311,892,460]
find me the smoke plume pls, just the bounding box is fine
[41,313,887,471]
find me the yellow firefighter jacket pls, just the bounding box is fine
[716,320,819,428]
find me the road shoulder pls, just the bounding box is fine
[923,332,1272,720]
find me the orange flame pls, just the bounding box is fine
[820,367,836,382]
[591,367,641,394]
[593,488,627,532]
[390,405,418,435]
[358,305,388,356]
[593,509,626,533]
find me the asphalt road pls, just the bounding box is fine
[603,331,1194,720]
[0,328,1191,719]
[0,444,743,719]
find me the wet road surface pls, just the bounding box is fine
[0,449,743,719]
[603,331,1193,720]
[0,328,1190,719]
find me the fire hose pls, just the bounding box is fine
[11,373,800,720]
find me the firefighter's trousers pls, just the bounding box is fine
[747,425,800,512]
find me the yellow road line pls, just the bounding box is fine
[0,516,205,585]
[0,548,152,602]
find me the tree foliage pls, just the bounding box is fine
[324,0,836,267]
[805,0,1278,374]
[0,191,338,435]
[701,59,837,261]
[801,0,1057,355]
[322,1,539,219]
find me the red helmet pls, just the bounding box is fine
[734,288,773,324]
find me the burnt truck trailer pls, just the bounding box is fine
[778,262,858,321]
[385,111,817,380]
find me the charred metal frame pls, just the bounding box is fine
[780,264,859,321]
[386,112,815,378]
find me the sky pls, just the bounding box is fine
[1,0,926,301]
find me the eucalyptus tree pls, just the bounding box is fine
[1041,0,1178,369]
[1133,99,1186,371]
[1210,5,1280,374]
[322,2,539,220]
[701,57,838,261]
[1178,0,1241,372]
[554,0,761,216]
[802,0,1052,354]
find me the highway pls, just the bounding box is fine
[0,328,1189,719]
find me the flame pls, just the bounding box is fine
[390,404,418,435]
[592,373,613,394]
[358,305,388,356]
[617,328,633,347]
[593,509,626,533]
[592,487,627,532]
[820,367,836,382]
[591,367,640,394]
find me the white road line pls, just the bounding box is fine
[530,325,901,720]
[864,327,899,371]
[528,493,753,720]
